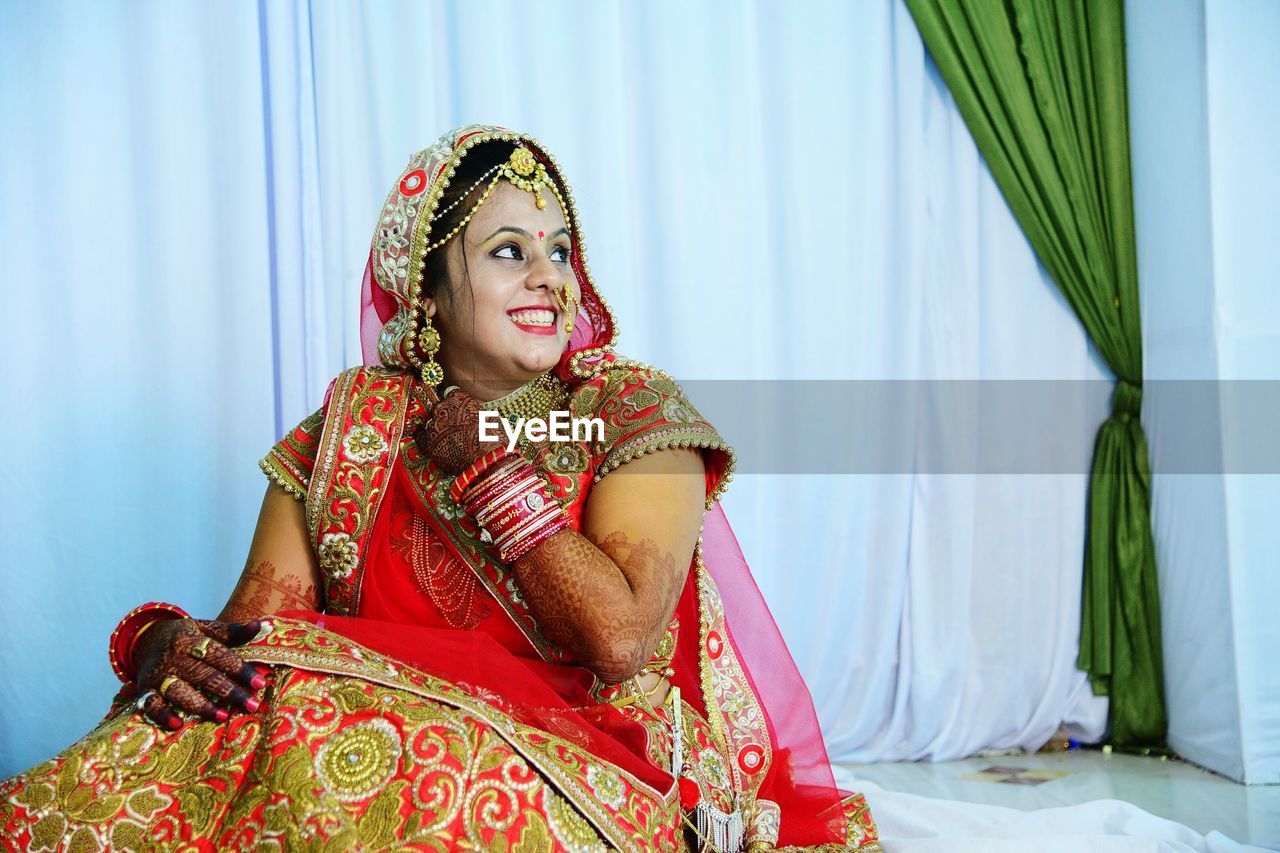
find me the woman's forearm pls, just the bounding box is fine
[511,527,685,683]
[220,558,321,621]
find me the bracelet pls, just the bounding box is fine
[463,457,529,511]
[504,515,568,561]
[109,601,190,684]
[471,467,542,527]
[449,447,515,504]
[460,456,569,562]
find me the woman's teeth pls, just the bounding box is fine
[509,309,555,327]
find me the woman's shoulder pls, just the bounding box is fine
[260,366,414,500]
[569,353,672,395]
[568,354,736,505]
[567,354,686,419]
[323,365,414,401]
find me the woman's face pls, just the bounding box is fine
[426,180,581,399]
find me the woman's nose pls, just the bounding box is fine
[526,252,558,290]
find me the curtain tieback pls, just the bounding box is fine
[1110,379,1143,423]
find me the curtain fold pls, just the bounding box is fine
[1,0,1112,775]
[903,0,1165,746]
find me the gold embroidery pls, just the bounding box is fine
[587,362,737,507]
[314,719,402,802]
[307,368,411,615]
[259,406,324,500]
[2,618,682,853]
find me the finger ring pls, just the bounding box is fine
[135,690,156,711]
[159,676,178,697]
[192,638,212,660]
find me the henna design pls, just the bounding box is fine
[511,528,684,683]
[421,391,504,475]
[133,618,265,727]
[220,559,319,622]
[140,691,183,730]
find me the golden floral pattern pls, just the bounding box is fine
[342,423,388,465]
[306,367,412,615]
[587,359,737,507]
[585,765,625,810]
[318,532,358,579]
[546,442,590,477]
[696,544,774,809]
[1,620,681,853]
[258,406,324,500]
[240,360,879,849]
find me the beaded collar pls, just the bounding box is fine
[484,372,569,423]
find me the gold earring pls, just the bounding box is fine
[417,315,444,385]
[556,283,578,335]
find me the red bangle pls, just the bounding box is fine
[449,446,514,504]
[109,601,190,684]
[462,457,528,510]
[504,514,569,561]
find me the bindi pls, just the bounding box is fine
[538,230,545,239]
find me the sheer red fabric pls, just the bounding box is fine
[700,505,850,843]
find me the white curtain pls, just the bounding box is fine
[0,0,1107,777]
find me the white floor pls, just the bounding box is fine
[840,751,1279,850]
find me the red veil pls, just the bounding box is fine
[348,126,852,846]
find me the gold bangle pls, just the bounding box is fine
[133,618,163,646]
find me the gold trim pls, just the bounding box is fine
[596,428,737,509]
[258,457,307,501]
[399,445,567,664]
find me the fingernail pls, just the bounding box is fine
[251,675,266,690]
[245,696,261,713]
[167,716,183,730]
[215,709,229,722]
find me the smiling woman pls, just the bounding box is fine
[422,140,583,397]
[0,126,879,852]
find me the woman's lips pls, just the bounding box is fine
[508,307,558,336]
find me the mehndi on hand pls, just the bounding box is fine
[420,390,506,475]
[132,618,266,729]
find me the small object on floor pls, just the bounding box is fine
[962,765,1070,786]
[1036,727,1082,752]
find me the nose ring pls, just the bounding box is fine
[555,283,578,335]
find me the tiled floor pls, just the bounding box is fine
[841,751,1279,849]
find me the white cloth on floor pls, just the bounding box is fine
[833,773,1267,852]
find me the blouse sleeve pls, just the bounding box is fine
[259,407,325,501]
[587,363,736,507]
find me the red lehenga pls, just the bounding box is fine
[0,126,878,852]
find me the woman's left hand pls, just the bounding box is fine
[421,390,505,475]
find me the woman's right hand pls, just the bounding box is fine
[133,618,266,729]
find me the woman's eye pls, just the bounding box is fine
[551,245,571,263]
[492,244,523,260]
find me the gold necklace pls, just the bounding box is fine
[484,372,568,422]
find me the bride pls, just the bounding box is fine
[1,125,879,852]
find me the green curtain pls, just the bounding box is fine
[903,0,1165,747]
